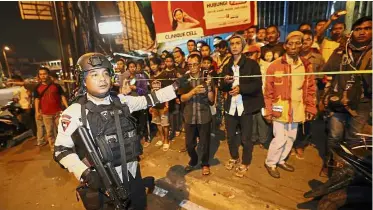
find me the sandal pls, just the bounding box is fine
[225,159,240,170]
[155,141,163,147]
[295,148,305,160]
[143,141,151,148]
[202,166,210,176]
[235,165,248,178]
[162,143,170,151]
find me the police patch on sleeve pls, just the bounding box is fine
[61,115,72,131]
[61,119,71,131]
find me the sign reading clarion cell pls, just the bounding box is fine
[151,1,257,43]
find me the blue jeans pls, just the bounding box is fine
[327,102,371,162]
[328,111,369,147]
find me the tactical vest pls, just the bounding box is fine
[73,94,142,167]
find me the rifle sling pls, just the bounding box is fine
[113,108,130,190]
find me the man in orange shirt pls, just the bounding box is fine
[263,31,317,178]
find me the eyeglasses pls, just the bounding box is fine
[285,42,302,47]
[187,63,200,68]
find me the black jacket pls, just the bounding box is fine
[220,55,264,115]
[323,47,372,101]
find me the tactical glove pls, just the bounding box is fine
[81,168,102,190]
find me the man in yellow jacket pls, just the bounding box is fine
[263,31,317,178]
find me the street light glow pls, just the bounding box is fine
[98,21,123,35]
[4,46,10,51]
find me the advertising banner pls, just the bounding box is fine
[151,1,257,43]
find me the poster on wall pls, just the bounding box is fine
[151,1,257,43]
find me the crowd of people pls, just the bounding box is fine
[9,12,371,178]
[107,14,371,178]
[5,12,371,181]
[4,12,371,210]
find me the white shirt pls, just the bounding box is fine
[13,86,31,109]
[228,64,244,116]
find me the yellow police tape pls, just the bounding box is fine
[59,70,372,83]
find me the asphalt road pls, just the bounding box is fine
[0,120,329,210]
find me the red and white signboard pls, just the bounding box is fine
[151,1,257,43]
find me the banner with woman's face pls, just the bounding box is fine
[152,1,257,43]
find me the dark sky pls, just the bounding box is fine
[0,1,59,62]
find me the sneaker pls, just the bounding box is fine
[235,165,248,178]
[225,159,240,170]
[264,164,280,178]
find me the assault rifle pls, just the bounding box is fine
[78,126,130,210]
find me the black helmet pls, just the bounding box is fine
[76,52,113,73]
[72,52,115,100]
[75,53,114,87]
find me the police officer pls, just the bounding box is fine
[54,53,183,209]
